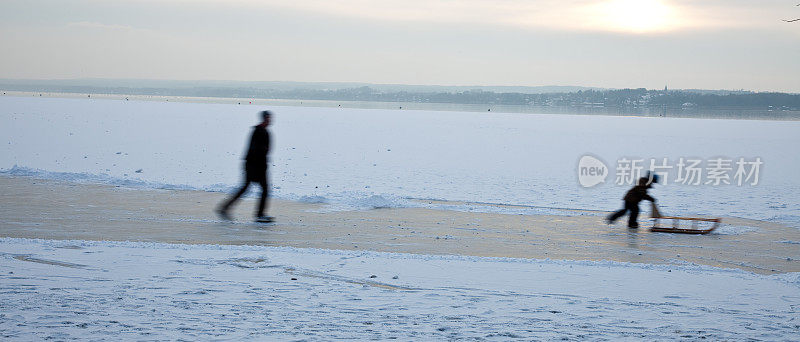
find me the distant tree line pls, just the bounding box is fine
[3,83,799,110]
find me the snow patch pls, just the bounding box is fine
[297,195,328,204]
[712,224,759,235]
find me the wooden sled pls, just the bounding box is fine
[649,203,721,235]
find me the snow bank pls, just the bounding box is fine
[0,165,217,191]
[349,194,398,209]
[297,195,328,204]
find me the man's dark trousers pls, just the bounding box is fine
[222,161,268,217]
[607,201,640,228]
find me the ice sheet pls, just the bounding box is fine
[2,96,799,226]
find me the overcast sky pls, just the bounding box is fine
[1,0,798,92]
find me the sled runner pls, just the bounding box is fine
[649,203,720,234]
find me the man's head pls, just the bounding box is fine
[260,110,272,126]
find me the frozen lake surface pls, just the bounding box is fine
[2,96,799,227]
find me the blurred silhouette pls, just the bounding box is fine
[606,174,659,228]
[217,110,273,222]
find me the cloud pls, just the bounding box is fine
[66,21,139,31]
[156,0,794,34]
[247,0,594,31]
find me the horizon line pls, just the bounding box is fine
[2,77,796,95]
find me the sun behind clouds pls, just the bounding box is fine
[593,0,679,33]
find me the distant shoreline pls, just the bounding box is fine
[3,90,799,121]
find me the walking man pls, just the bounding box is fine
[218,110,273,223]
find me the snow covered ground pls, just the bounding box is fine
[2,95,799,227]
[1,238,798,340]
